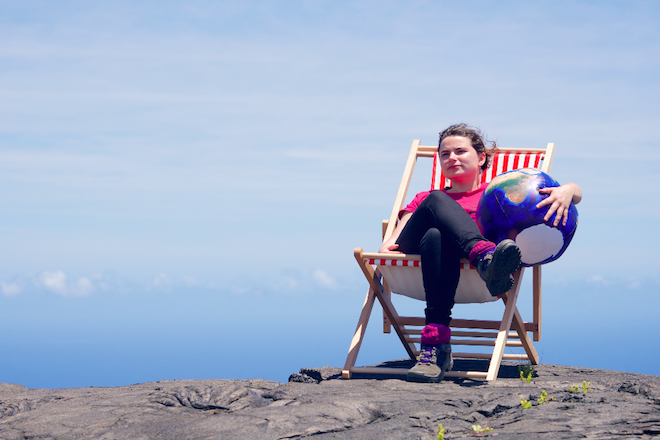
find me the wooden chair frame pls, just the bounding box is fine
[343,140,555,381]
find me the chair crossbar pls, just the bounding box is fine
[350,366,489,380]
[454,352,531,361]
[405,337,524,348]
[398,316,537,333]
[405,329,522,339]
[416,145,548,154]
[453,339,524,348]
[452,330,521,339]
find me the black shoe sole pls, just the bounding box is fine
[406,373,443,383]
[485,240,521,296]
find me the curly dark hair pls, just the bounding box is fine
[438,123,498,171]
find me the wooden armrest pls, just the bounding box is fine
[361,251,421,261]
[361,251,470,265]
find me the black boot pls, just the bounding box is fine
[473,239,521,297]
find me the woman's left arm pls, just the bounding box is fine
[537,182,583,227]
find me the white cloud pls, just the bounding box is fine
[223,269,341,296]
[75,277,95,296]
[1,271,198,297]
[152,273,172,289]
[313,269,337,289]
[1,281,23,296]
[149,273,205,291]
[181,275,200,286]
[39,270,68,296]
[586,274,610,286]
[281,276,299,290]
[91,271,129,294]
[37,270,94,297]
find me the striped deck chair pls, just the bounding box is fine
[343,140,555,381]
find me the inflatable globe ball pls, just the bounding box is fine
[476,168,578,266]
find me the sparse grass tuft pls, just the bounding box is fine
[518,364,534,383]
[536,389,555,404]
[569,380,592,394]
[538,390,547,404]
[437,423,445,440]
[472,424,493,434]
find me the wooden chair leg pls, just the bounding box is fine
[342,286,376,379]
[486,269,524,381]
[533,265,542,342]
[510,305,540,364]
[354,249,416,359]
[371,270,416,359]
[382,282,392,334]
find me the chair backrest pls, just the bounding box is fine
[431,149,549,191]
[384,143,555,246]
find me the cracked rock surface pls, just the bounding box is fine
[1,362,660,439]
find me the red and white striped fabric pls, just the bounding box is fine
[369,259,496,303]
[431,150,545,190]
[371,149,545,304]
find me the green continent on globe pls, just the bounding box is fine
[485,169,539,205]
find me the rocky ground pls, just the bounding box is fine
[1,360,660,439]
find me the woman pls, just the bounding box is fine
[379,124,582,382]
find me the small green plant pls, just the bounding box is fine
[569,381,592,394]
[521,397,532,409]
[518,364,534,383]
[437,423,445,440]
[538,390,548,405]
[472,424,493,434]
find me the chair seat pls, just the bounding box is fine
[368,256,496,303]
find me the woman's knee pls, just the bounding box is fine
[420,228,442,250]
[421,190,452,207]
[415,191,454,218]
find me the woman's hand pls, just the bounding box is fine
[537,182,582,227]
[378,243,402,254]
[378,212,411,253]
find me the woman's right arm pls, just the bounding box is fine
[378,212,412,253]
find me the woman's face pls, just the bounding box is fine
[438,136,486,183]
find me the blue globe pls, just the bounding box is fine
[476,168,578,266]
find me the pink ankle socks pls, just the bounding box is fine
[468,240,496,264]
[420,323,451,345]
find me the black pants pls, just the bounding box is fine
[395,191,486,326]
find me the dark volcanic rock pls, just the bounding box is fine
[1,362,660,439]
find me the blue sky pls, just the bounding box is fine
[1,0,659,388]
